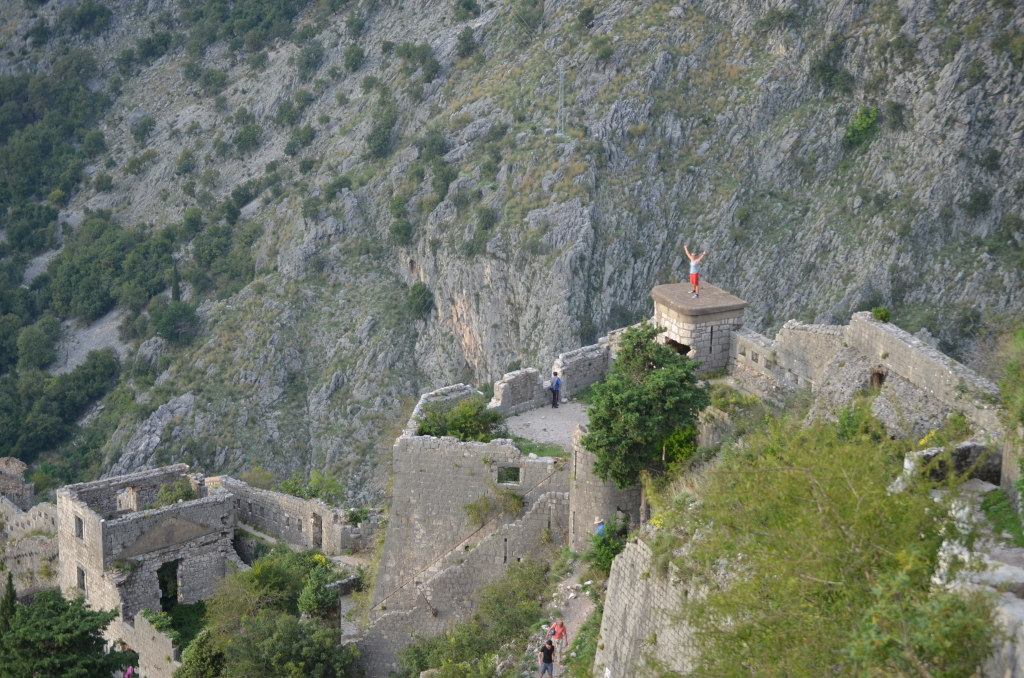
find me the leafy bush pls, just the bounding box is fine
[297,565,340,617]
[153,479,198,507]
[512,0,544,35]
[367,105,399,158]
[993,30,1024,68]
[871,306,891,322]
[93,173,113,192]
[278,469,344,505]
[754,7,798,32]
[55,0,112,36]
[960,189,992,217]
[199,69,228,95]
[233,125,262,154]
[882,100,905,129]
[82,130,106,157]
[297,41,325,80]
[389,219,413,245]
[151,301,200,345]
[453,0,480,22]
[1001,328,1024,430]
[456,27,478,58]
[404,281,434,317]
[979,148,1001,172]
[843,106,878,149]
[418,395,505,441]
[123,149,159,175]
[344,44,365,71]
[810,37,853,93]
[577,5,594,27]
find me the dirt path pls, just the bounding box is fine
[552,564,596,675]
[506,401,589,453]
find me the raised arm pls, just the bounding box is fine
[684,245,691,258]
[697,251,707,262]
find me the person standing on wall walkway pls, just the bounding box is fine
[550,371,561,408]
[684,245,706,298]
[538,640,556,678]
[594,517,606,536]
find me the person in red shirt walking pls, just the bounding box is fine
[548,619,567,664]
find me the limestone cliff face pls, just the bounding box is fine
[3,0,1022,496]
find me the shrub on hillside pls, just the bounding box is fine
[843,107,878,148]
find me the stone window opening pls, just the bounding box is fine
[665,338,691,356]
[497,466,521,485]
[312,513,323,547]
[751,351,759,364]
[74,516,84,540]
[503,537,508,564]
[870,369,887,390]
[738,344,746,357]
[158,560,180,612]
[76,566,86,592]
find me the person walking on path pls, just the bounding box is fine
[550,371,561,408]
[549,619,568,664]
[538,640,556,678]
[684,245,706,298]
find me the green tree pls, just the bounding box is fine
[297,565,339,618]
[174,629,224,678]
[0,572,15,635]
[16,325,56,371]
[0,590,136,678]
[221,610,358,678]
[456,27,477,58]
[151,301,200,345]
[581,323,710,489]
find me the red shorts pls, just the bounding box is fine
[690,273,700,286]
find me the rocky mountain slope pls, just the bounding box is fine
[2,0,1022,501]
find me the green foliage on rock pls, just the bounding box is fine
[0,590,136,677]
[456,27,478,58]
[344,44,365,72]
[367,105,399,158]
[174,629,225,678]
[843,106,878,149]
[1002,327,1024,430]
[678,406,997,677]
[453,0,480,21]
[297,565,340,617]
[871,306,891,322]
[419,395,504,441]
[581,323,710,489]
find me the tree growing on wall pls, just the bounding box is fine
[581,323,710,491]
[0,590,137,678]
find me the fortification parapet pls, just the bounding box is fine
[488,368,547,414]
[551,342,611,398]
[567,424,641,553]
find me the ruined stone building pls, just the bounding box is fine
[1,461,381,678]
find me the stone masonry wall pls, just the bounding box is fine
[0,536,59,599]
[568,425,641,553]
[551,342,611,398]
[654,305,744,374]
[730,327,780,382]
[845,312,1002,432]
[593,540,694,678]
[111,613,181,678]
[0,497,58,541]
[489,368,548,414]
[210,476,379,555]
[774,321,846,387]
[371,435,568,615]
[67,465,192,519]
[360,492,569,678]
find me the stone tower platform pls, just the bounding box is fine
[651,282,748,374]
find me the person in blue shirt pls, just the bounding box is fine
[550,371,561,408]
[594,517,606,536]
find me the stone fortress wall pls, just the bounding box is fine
[0,460,59,600]
[593,540,694,678]
[730,312,1002,432]
[568,425,642,553]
